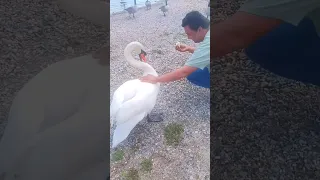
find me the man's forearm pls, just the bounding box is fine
[157,69,188,83]
[211,11,283,58]
[157,66,198,83]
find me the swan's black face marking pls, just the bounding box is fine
[139,49,147,62]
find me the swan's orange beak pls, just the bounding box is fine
[139,50,147,62]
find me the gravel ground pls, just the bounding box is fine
[211,0,320,179]
[0,0,108,138]
[109,0,210,179]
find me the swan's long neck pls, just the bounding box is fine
[124,50,158,77]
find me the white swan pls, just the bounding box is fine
[110,41,163,148]
[0,48,109,180]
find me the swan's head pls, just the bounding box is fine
[124,41,147,62]
[139,49,147,62]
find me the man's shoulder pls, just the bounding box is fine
[194,31,210,55]
[198,30,210,50]
[184,31,210,69]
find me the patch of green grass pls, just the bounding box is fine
[140,158,153,172]
[164,123,184,146]
[111,149,124,162]
[121,168,140,180]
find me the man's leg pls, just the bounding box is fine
[186,67,210,88]
[245,17,320,86]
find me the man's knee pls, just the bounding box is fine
[186,72,196,82]
[186,68,210,88]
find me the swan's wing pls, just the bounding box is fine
[110,91,124,127]
[111,83,159,147]
[110,80,140,126]
[111,96,147,148]
[113,97,146,125]
[112,83,158,148]
[111,111,146,148]
[114,83,159,125]
[0,95,45,172]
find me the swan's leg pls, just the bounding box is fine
[147,112,164,122]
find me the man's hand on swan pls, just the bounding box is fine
[139,66,198,84]
[139,74,158,84]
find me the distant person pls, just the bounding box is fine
[211,0,320,86]
[140,11,210,88]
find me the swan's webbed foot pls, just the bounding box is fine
[147,112,164,122]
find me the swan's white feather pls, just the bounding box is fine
[110,80,136,127]
[110,41,160,148]
[111,80,159,147]
[111,112,146,148]
[114,80,159,124]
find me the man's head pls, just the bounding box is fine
[181,11,210,43]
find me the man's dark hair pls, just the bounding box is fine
[181,11,210,31]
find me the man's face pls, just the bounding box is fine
[184,25,202,43]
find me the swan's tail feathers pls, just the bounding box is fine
[111,112,146,148]
[110,117,114,128]
[110,99,123,118]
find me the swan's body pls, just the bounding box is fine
[0,54,109,180]
[110,41,162,148]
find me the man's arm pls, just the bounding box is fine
[211,11,283,58]
[212,0,319,58]
[156,66,198,83]
[139,65,198,84]
[187,46,195,53]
